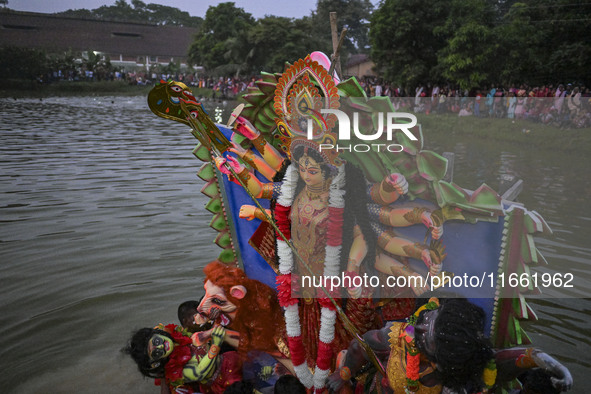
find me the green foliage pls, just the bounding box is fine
[188,2,255,75]
[370,0,448,88]
[249,16,322,73]
[436,0,497,90]
[0,45,117,82]
[84,50,114,80]
[6,0,590,87]
[56,0,203,28]
[47,49,77,75]
[494,0,591,85]
[187,0,374,76]
[0,46,49,79]
[370,0,591,88]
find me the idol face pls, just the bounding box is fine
[415,309,439,360]
[297,155,324,187]
[148,334,174,362]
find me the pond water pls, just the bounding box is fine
[0,95,589,392]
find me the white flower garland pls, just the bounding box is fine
[278,163,345,391]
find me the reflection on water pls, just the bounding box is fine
[0,96,590,392]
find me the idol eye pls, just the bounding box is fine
[190,111,198,118]
[171,86,182,92]
[152,337,162,346]
[212,298,226,305]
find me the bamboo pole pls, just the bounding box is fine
[329,12,347,79]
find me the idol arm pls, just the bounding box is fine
[233,116,285,172]
[239,205,272,222]
[347,225,368,273]
[494,347,573,391]
[182,326,226,383]
[214,156,276,199]
[228,135,277,181]
[326,324,392,391]
[372,205,443,240]
[346,225,369,298]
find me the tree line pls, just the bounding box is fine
[56,0,203,28]
[1,0,589,90]
[371,0,590,90]
[186,0,373,76]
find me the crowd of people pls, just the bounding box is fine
[35,63,590,129]
[36,66,253,100]
[360,79,591,129]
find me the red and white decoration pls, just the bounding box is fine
[275,163,345,392]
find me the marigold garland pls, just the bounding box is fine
[401,298,439,392]
[482,359,497,389]
[318,296,338,310]
[277,273,298,307]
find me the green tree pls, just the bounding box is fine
[0,46,49,79]
[370,0,590,89]
[435,0,497,90]
[493,2,547,86]
[188,2,255,76]
[56,8,94,19]
[143,2,202,27]
[47,49,78,77]
[495,0,591,85]
[248,16,323,73]
[57,0,202,28]
[369,0,448,88]
[93,0,134,22]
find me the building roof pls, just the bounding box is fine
[346,53,371,67]
[0,10,197,58]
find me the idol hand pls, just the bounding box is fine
[214,155,245,176]
[191,327,213,347]
[211,326,226,345]
[533,351,573,391]
[421,249,443,275]
[327,370,350,391]
[429,263,442,276]
[228,139,248,157]
[385,173,408,195]
[421,210,443,240]
[239,205,257,221]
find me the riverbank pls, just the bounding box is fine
[0,79,152,97]
[0,79,222,99]
[2,80,589,154]
[417,113,591,154]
